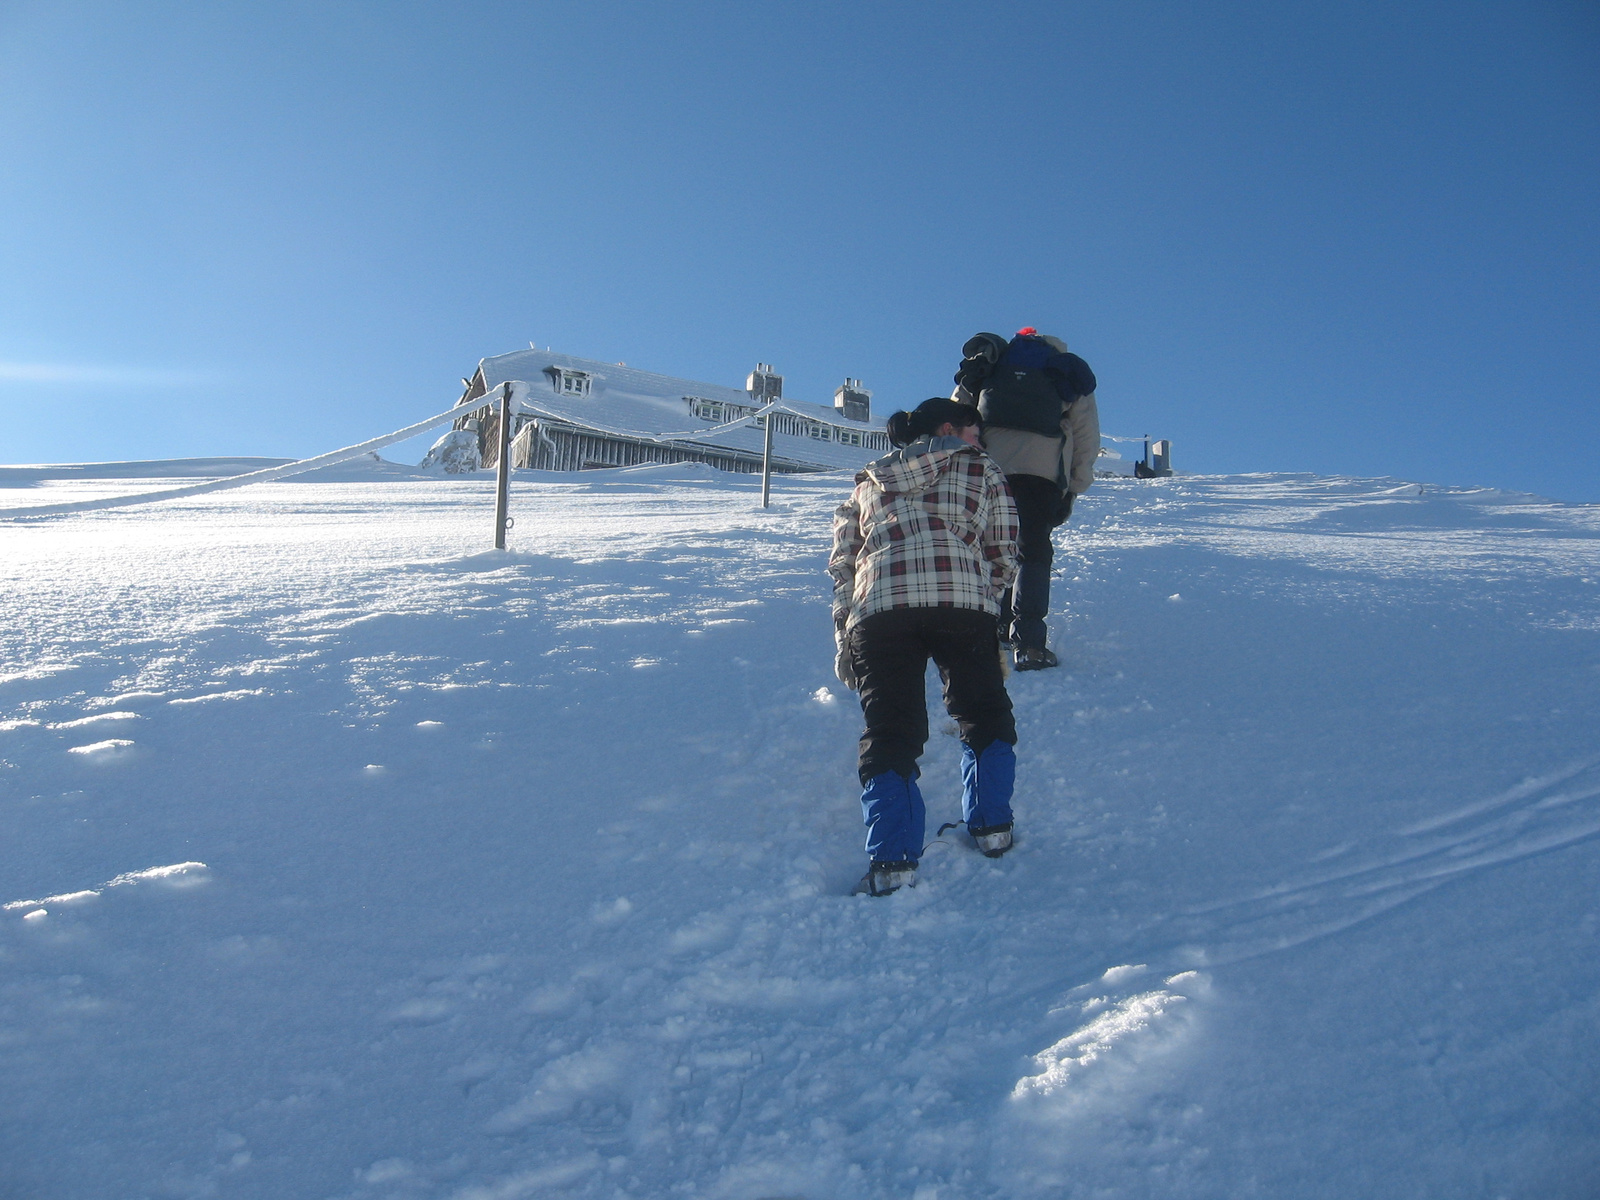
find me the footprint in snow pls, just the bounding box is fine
[385,954,511,1024]
[485,1044,634,1136]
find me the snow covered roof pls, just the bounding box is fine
[472,348,886,471]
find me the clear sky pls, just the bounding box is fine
[3,1,1597,500]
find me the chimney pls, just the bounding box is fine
[746,363,783,403]
[834,378,871,423]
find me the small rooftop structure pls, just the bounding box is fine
[835,378,871,423]
[746,363,783,404]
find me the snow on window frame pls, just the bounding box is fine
[685,396,753,425]
[684,395,886,450]
[548,368,592,398]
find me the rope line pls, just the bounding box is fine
[515,394,786,444]
[3,378,1162,519]
[0,395,497,520]
[516,394,857,445]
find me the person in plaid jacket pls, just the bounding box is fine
[829,398,1022,896]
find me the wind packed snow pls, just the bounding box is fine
[2,462,1598,1198]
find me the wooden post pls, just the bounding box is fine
[493,382,513,549]
[760,406,775,508]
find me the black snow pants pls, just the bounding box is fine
[1000,473,1061,651]
[848,607,1017,785]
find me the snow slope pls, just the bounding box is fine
[2,464,1597,1199]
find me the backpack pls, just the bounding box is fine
[955,332,1096,439]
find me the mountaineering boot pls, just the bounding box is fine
[969,823,1014,858]
[1014,646,1059,671]
[854,860,918,896]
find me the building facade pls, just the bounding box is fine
[447,348,889,475]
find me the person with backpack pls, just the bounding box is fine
[829,398,1021,896]
[952,328,1100,670]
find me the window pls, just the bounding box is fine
[741,410,879,448]
[548,369,592,397]
[686,396,755,425]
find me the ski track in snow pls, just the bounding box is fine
[2,466,1598,1198]
[1168,756,1600,963]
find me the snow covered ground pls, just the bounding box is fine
[2,462,1597,1199]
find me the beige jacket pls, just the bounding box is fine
[952,384,1100,494]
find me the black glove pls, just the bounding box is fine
[1051,491,1075,527]
[954,360,990,394]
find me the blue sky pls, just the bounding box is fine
[2,1,1597,499]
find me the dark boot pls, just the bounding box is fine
[1013,646,1059,671]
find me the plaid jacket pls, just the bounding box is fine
[829,436,1019,632]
